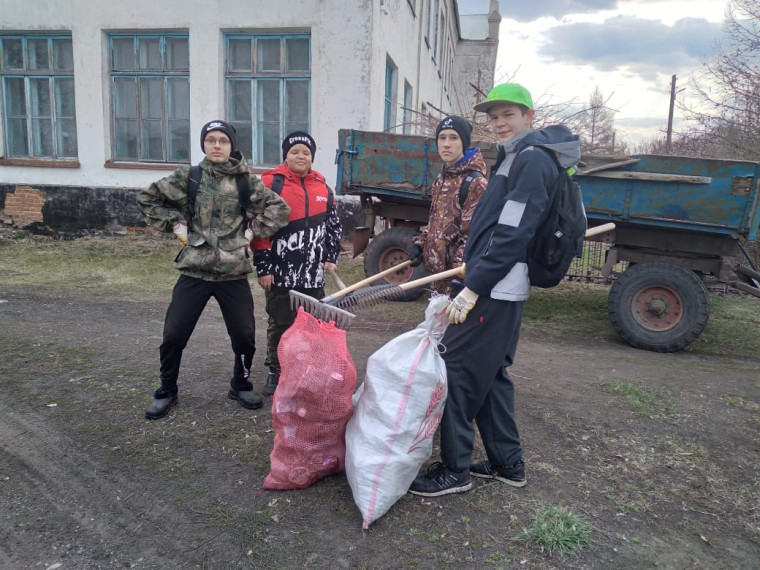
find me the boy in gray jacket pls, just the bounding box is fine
[137,120,290,419]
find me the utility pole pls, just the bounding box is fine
[666,74,677,154]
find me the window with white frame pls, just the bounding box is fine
[0,34,78,159]
[384,58,397,132]
[109,33,190,163]
[403,81,413,134]
[225,33,310,166]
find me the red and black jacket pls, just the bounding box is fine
[252,163,342,288]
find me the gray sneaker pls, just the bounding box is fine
[470,459,527,487]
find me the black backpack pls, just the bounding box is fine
[525,150,587,288]
[186,165,250,219]
[458,170,486,208]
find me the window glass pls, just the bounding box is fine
[140,78,163,119]
[2,38,24,69]
[228,39,252,72]
[32,118,53,156]
[286,38,309,72]
[30,77,51,116]
[166,37,189,70]
[29,38,49,70]
[138,37,161,70]
[112,38,135,71]
[53,38,73,71]
[5,77,27,115]
[257,38,280,72]
[285,80,308,126]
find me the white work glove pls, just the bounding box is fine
[244,225,254,241]
[173,223,188,245]
[445,287,479,324]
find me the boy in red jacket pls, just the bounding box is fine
[252,132,342,396]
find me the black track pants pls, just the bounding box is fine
[157,275,255,395]
[439,295,525,472]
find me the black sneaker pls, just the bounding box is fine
[470,459,526,487]
[145,395,177,420]
[262,372,280,397]
[408,462,473,497]
[228,388,263,410]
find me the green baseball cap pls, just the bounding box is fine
[473,83,533,113]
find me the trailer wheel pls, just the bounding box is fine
[608,262,710,353]
[363,227,430,301]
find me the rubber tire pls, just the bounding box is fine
[608,262,710,353]
[362,227,430,302]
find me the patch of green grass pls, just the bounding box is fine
[601,379,675,419]
[723,394,760,411]
[514,505,592,556]
[693,295,760,358]
[0,233,179,298]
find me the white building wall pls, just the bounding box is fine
[0,0,497,190]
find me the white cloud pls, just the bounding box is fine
[486,0,730,144]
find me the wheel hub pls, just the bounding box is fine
[378,248,413,285]
[631,286,683,331]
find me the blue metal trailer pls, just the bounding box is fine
[336,129,760,352]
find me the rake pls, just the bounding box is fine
[334,223,618,312]
[335,267,464,311]
[289,259,416,328]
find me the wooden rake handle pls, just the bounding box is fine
[395,266,464,291]
[585,222,616,237]
[323,259,415,303]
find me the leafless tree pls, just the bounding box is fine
[676,0,760,160]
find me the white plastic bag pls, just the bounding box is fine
[345,294,449,528]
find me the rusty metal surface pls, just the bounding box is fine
[336,129,442,200]
[579,154,760,241]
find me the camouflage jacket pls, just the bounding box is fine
[137,152,291,281]
[413,148,488,291]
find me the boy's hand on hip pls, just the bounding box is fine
[446,287,478,324]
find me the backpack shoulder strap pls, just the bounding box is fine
[458,170,486,208]
[186,165,202,219]
[270,173,285,195]
[235,173,251,214]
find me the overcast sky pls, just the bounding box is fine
[458,0,729,147]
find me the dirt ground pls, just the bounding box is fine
[1,274,759,569]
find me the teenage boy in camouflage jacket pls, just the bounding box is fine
[137,120,290,420]
[408,115,488,293]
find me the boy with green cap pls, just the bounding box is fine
[409,84,581,496]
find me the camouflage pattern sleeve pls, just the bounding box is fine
[247,175,291,238]
[451,174,489,265]
[136,168,190,233]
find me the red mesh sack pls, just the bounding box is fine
[263,307,357,490]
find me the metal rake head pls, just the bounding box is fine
[289,290,356,330]
[334,284,407,311]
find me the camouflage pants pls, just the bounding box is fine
[264,285,324,373]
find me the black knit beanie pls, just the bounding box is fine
[282,131,316,160]
[435,115,472,151]
[200,120,237,153]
